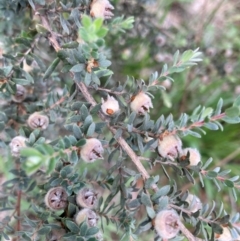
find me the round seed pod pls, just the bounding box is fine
[45,187,68,211]
[155,209,180,239]
[9,136,27,157]
[75,208,98,227]
[182,148,201,166]
[130,92,153,114]
[76,187,98,209]
[27,112,49,130]
[80,138,104,163]
[11,84,26,103]
[101,95,119,116]
[185,194,202,213]
[158,134,182,160]
[90,0,114,19]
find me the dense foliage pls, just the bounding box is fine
[0,0,240,240]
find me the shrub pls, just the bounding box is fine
[0,1,240,240]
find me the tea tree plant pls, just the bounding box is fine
[0,1,240,241]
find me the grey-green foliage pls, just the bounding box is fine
[0,0,240,241]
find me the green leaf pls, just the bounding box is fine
[43,58,60,80]
[70,64,85,73]
[146,206,156,219]
[46,157,57,174]
[38,226,51,235]
[82,15,92,28]
[70,150,78,164]
[207,171,218,178]
[28,0,35,10]
[20,148,43,157]
[12,78,31,85]
[224,180,234,188]
[201,107,213,119]
[76,139,86,147]
[65,220,80,233]
[225,106,240,118]
[86,122,95,137]
[140,193,152,207]
[60,14,70,34]
[86,227,99,237]
[21,69,34,83]
[233,95,240,107]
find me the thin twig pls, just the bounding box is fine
[177,221,203,241]
[44,95,67,112]
[89,86,126,95]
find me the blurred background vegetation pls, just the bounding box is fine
[1,0,240,240]
[108,0,240,239]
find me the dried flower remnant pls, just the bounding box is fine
[76,187,98,209]
[75,208,98,227]
[27,112,49,130]
[90,0,114,19]
[101,95,119,116]
[9,136,27,157]
[11,84,26,103]
[182,148,201,166]
[185,194,202,213]
[158,134,182,160]
[86,58,99,73]
[130,92,153,114]
[155,209,180,239]
[44,187,68,211]
[80,138,104,162]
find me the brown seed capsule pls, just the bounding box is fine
[90,0,114,19]
[80,138,104,163]
[75,208,98,227]
[27,112,49,130]
[76,188,98,209]
[155,209,180,239]
[11,84,26,103]
[45,187,68,211]
[9,136,27,157]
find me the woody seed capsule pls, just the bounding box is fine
[90,0,114,19]
[158,134,182,160]
[27,112,49,130]
[155,209,180,239]
[101,95,119,116]
[9,136,27,157]
[80,138,104,163]
[75,208,98,227]
[130,92,153,114]
[44,187,68,211]
[76,187,98,209]
[185,194,202,213]
[11,84,26,103]
[182,147,201,166]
